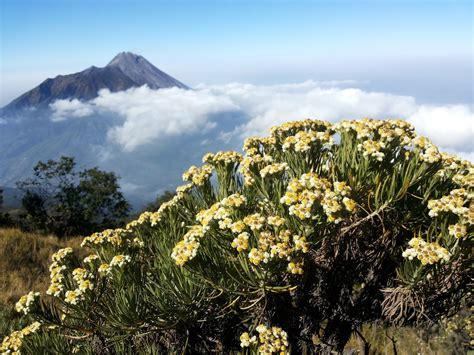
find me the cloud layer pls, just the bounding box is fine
[51,81,474,159]
[51,86,238,151]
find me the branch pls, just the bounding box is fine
[386,331,398,355]
[341,202,389,235]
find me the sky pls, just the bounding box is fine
[1,0,473,106]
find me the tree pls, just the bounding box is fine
[16,156,130,236]
[0,187,14,227]
[3,119,472,354]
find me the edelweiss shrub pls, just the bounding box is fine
[2,118,472,354]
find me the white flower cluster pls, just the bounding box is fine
[357,139,386,161]
[182,164,214,186]
[51,247,73,262]
[402,237,450,265]
[1,322,41,354]
[282,129,333,152]
[280,173,356,223]
[171,225,207,266]
[83,254,100,264]
[243,213,266,231]
[64,267,95,305]
[231,232,250,252]
[260,162,288,178]
[269,119,332,139]
[335,119,414,142]
[172,194,247,265]
[335,119,416,162]
[246,228,309,273]
[110,254,132,268]
[127,183,194,229]
[240,325,289,354]
[15,291,40,315]
[448,223,467,239]
[240,152,274,186]
[428,189,471,218]
[46,247,74,297]
[64,290,83,305]
[203,151,243,165]
[81,228,133,248]
[412,136,442,163]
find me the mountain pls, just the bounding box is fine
[0,52,189,114]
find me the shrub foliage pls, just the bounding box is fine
[2,119,472,354]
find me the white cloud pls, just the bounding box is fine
[50,99,94,121]
[408,105,474,152]
[49,81,474,160]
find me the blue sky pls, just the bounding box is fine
[1,0,472,105]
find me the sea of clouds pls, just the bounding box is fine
[49,81,474,205]
[51,81,474,156]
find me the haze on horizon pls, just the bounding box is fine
[1,0,472,107]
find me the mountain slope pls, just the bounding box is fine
[2,66,136,112]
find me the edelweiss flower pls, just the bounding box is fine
[403,237,450,265]
[15,291,40,315]
[110,254,131,268]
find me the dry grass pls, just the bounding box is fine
[0,228,84,338]
[345,322,468,355]
[0,228,83,304]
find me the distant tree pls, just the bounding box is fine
[16,156,130,236]
[0,187,13,228]
[20,191,49,231]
